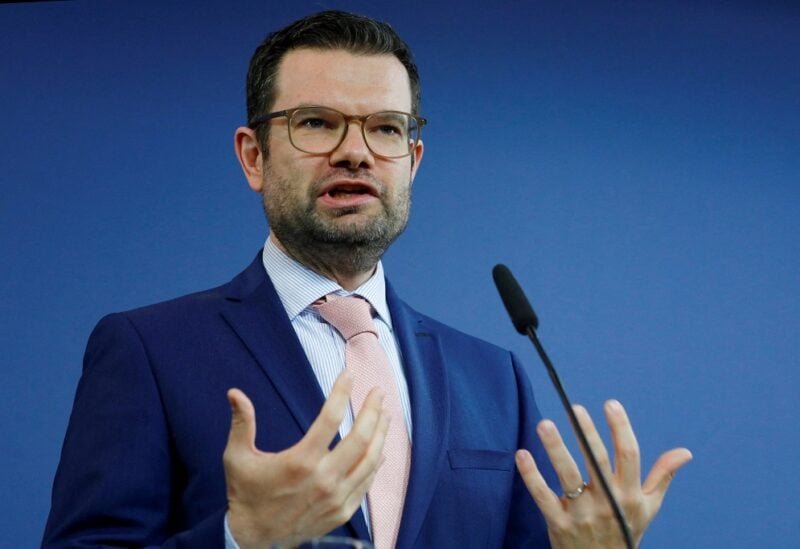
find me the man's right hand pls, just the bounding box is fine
[223,372,388,548]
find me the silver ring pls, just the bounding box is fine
[564,482,587,500]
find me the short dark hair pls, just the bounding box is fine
[246,10,421,148]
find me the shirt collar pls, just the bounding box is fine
[261,236,392,327]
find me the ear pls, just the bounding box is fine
[234,127,265,193]
[409,139,424,184]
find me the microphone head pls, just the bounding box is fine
[492,264,539,334]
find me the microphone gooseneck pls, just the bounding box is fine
[492,264,634,549]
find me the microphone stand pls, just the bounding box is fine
[493,264,633,548]
[525,324,634,549]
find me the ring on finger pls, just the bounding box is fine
[564,481,588,500]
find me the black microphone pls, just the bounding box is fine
[493,264,539,333]
[492,264,634,549]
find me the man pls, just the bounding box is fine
[43,11,691,548]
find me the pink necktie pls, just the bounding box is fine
[314,294,410,549]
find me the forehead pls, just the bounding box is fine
[273,48,412,113]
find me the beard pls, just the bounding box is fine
[262,168,411,274]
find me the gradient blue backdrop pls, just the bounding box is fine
[2,1,798,546]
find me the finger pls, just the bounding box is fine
[327,387,385,476]
[226,388,258,454]
[341,453,384,518]
[572,404,612,485]
[300,371,354,457]
[642,447,693,508]
[537,419,585,497]
[515,449,563,520]
[605,400,641,490]
[341,403,389,494]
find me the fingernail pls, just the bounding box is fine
[606,399,622,414]
[515,449,533,467]
[537,420,555,435]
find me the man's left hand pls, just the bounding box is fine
[516,400,692,548]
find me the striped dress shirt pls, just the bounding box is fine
[225,238,414,547]
[261,236,413,439]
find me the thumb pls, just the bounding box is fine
[642,447,693,507]
[226,388,257,454]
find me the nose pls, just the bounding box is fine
[329,120,375,169]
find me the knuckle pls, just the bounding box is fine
[363,467,379,487]
[616,445,639,463]
[222,449,236,469]
[223,446,250,471]
[530,482,550,500]
[349,426,371,448]
[619,493,642,512]
[286,456,314,478]
[593,444,609,460]
[333,505,352,524]
[313,476,338,499]
[364,448,383,471]
[319,412,340,432]
[549,517,572,536]
[596,502,615,521]
[573,514,593,530]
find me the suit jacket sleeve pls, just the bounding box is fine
[42,313,226,548]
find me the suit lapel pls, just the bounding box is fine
[387,284,451,549]
[219,255,326,434]
[217,253,370,541]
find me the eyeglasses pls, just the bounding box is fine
[249,106,427,159]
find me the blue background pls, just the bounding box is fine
[2,1,798,546]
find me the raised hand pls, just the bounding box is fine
[224,372,388,548]
[516,400,692,548]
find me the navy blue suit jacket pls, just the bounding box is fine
[43,253,556,548]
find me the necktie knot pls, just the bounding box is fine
[313,294,377,341]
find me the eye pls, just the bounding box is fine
[295,116,335,130]
[378,124,403,136]
[368,114,408,140]
[305,117,327,128]
[292,108,342,131]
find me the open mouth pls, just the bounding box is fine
[327,185,372,198]
[319,180,379,201]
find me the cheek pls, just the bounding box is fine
[273,155,328,190]
[264,160,301,193]
[383,162,414,189]
[385,179,412,215]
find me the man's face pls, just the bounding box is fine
[257,48,423,270]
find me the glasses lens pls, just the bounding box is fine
[287,108,419,158]
[288,107,345,154]
[365,112,417,158]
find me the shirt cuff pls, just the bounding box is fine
[224,512,242,549]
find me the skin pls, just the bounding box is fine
[516,401,692,548]
[235,48,424,291]
[226,47,691,547]
[225,375,389,547]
